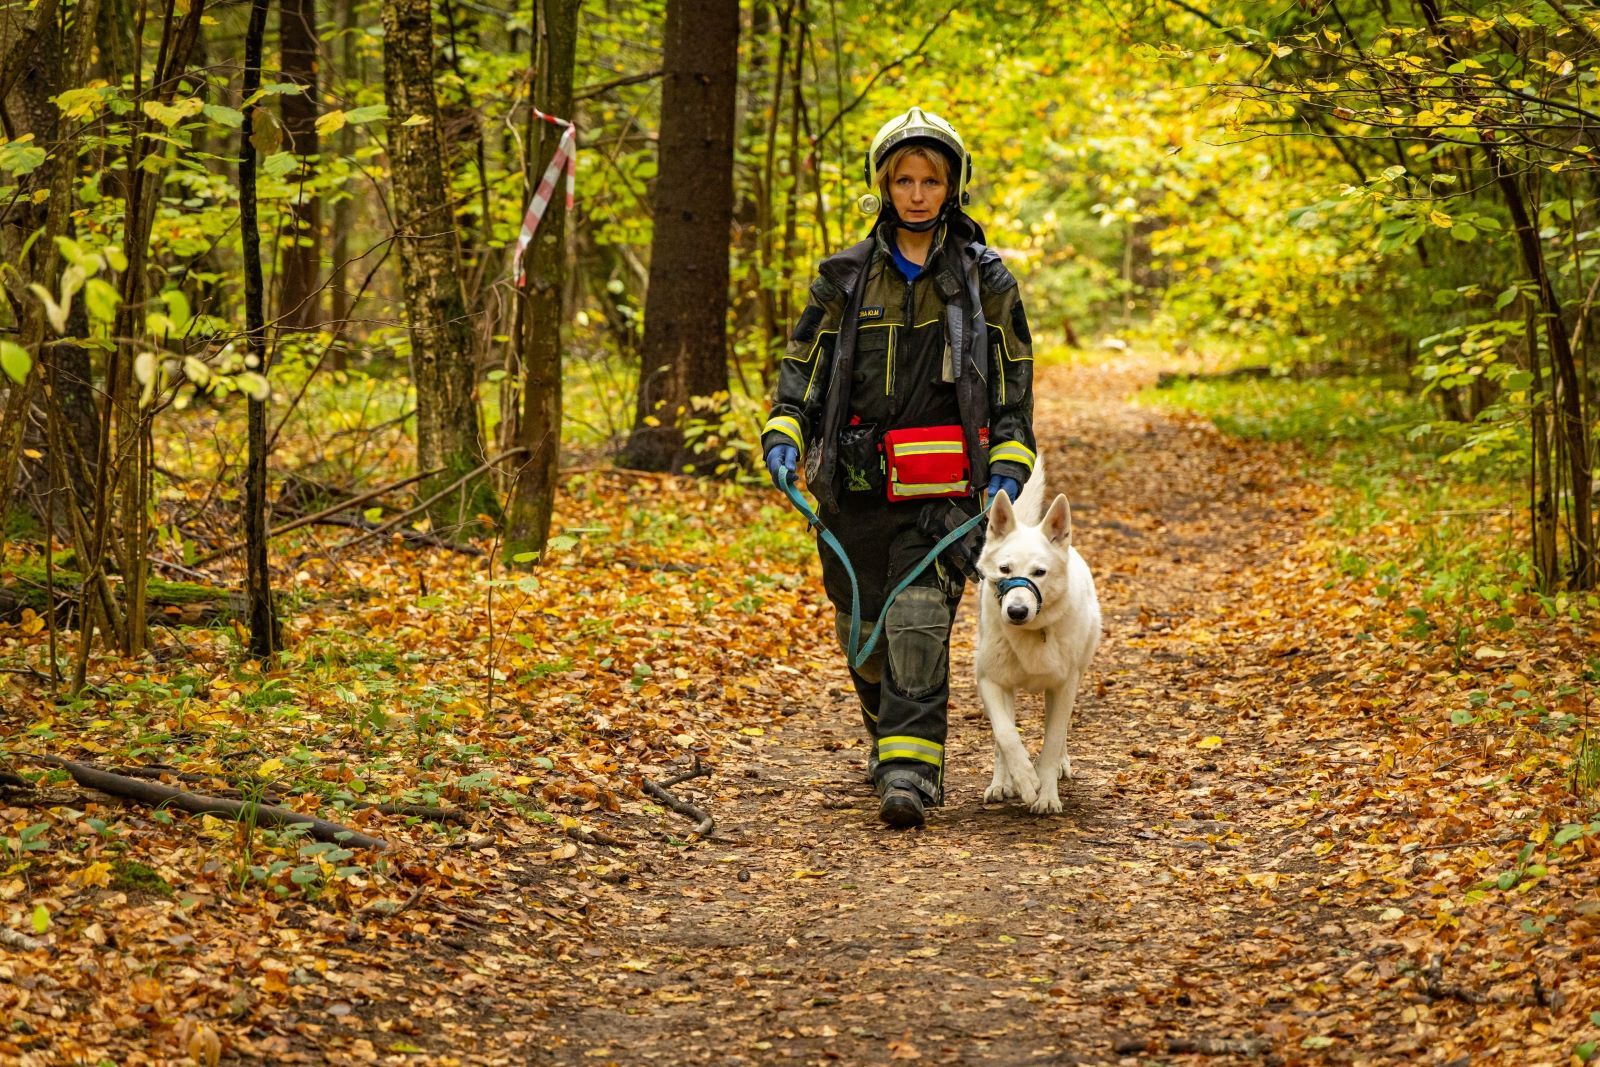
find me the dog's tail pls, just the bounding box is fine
[1012,448,1048,526]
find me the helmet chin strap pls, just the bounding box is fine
[888,199,951,234]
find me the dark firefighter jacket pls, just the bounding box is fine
[761,212,1036,514]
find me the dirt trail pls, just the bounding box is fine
[294,357,1424,1065]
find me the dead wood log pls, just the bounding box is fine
[27,756,388,850]
[642,762,714,836]
[0,563,247,626]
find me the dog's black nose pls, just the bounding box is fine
[1007,603,1030,622]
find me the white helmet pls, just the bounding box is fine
[859,106,972,216]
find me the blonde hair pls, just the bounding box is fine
[876,144,951,201]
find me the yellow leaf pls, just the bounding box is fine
[905,946,941,958]
[617,958,653,972]
[401,114,431,127]
[71,861,113,888]
[791,868,829,879]
[315,109,347,136]
[256,757,284,778]
[1196,735,1223,750]
[550,842,578,861]
[740,726,765,737]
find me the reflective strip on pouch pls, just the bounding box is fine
[989,441,1036,470]
[890,480,970,497]
[763,415,804,450]
[877,735,943,768]
[892,441,966,456]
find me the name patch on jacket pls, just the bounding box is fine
[857,306,884,321]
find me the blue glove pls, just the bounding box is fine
[986,474,1021,503]
[766,442,799,490]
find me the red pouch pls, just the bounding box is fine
[882,424,970,502]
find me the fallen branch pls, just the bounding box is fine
[0,927,46,952]
[642,762,714,837]
[660,758,711,789]
[188,466,444,567]
[27,756,388,850]
[109,765,471,825]
[1112,1036,1269,1057]
[365,801,472,825]
[565,823,631,849]
[358,884,425,919]
[303,514,484,557]
[326,448,528,557]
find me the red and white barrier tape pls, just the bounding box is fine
[512,109,576,287]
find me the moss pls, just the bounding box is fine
[111,859,173,898]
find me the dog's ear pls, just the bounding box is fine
[987,490,1015,539]
[1043,493,1072,544]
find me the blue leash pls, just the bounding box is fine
[777,466,992,671]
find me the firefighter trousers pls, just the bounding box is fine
[817,495,976,804]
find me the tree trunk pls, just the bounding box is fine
[243,0,281,658]
[278,0,321,331]
[505,0,579,564]
[616,0,739,474]
[1497,163,1594,589]
[381,0,495,534]
[326,0,358,368]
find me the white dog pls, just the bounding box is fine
[973,453,1101,814]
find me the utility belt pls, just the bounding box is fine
[838,420,984,503]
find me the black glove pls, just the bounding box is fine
[917,502,986,582]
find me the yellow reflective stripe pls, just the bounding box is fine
[995,328,1007,405]
[893,442,966,456]
[877,736,943,767]
[784,327,837,365]
[763,416,804,450]
[886,324,895,396]
[891,480,970,496]
[989,441,1036,470]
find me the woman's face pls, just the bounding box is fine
[888,153,947,225]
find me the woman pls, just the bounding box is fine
[761,107,1038,828]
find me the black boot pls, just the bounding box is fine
[876,768,928,829]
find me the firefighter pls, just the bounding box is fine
[760,107,1037,828]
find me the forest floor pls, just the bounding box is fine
[6,352,1600,1065]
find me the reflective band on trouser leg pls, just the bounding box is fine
[989,441,1036,471]
[763,415,804,450]
[876,736,944,769]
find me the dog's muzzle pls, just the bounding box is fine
[994,576,1042,624]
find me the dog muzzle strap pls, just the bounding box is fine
[994,576,1041,608]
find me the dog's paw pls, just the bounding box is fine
[1058,753,1073,780]
[982,780,1011,804]
[1009,763,1040,806]
[1028,783,1063,815]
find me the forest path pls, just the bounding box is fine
[346,355,1428,1065]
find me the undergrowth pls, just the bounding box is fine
[1139,371,1592,654]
